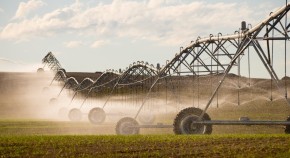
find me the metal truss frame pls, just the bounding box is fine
[131,2,290,126]
[42,52,62,71]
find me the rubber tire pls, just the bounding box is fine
[116,117,140,135]
[49,98,58,105]
[88,107,106,124]
[138,113,155,125]
[37,68,44,73]
[285,116,290,134]
[173,107,212,135]
[68,108,82,121]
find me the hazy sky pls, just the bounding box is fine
[0,0,287,75]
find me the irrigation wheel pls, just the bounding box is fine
[285,116,290,134]
[173,107,212,135]
[68,108,82,121]
[88,107,106,124]
[37,68,44,73]
[138,113,155,125]
[116,117,140,135]
[49,98,58,105]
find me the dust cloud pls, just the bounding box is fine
[0,71,58,119]
[1,71,290,135]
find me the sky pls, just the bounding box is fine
[0,0,288,77]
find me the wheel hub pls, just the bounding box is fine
[180,115,205,134]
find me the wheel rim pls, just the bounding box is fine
[37,68,44,73]
[89,108,105,124]
[119,122,136,134]
[69,109,82,121]
[180,115,205,134]
[174,107,212,135]
[116,117,139,135]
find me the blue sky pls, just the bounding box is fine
[0,0,287,76]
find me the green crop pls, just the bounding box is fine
[0,135,290,157]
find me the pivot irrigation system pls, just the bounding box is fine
[41,2,290,135]
[47,61,160,124]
